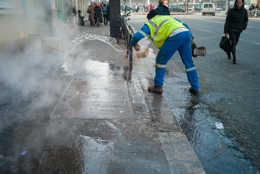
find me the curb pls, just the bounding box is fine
[131,47,206,174]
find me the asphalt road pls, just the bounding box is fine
[129,11,260,173]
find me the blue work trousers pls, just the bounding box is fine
[154,31,199,90]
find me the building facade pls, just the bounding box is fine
[0,0,37,45]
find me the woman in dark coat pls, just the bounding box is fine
[224,0,248,64]
[94,3,102,27]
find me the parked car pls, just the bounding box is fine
[181,8,193,12]
[192,7,202,12]
[168,5,185,12]
[120,5,133,12]
[215,7,223,11]
[202,3,215,16]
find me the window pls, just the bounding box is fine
[209,4,213,8]
[204,4,208,8]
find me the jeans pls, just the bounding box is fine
[94,16,100,26]
[103,15,108,25]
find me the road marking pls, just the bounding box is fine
[50,79,73,118]
[240,38,260,45]
[193,28,213,33]
[247,26,260,29]
[188,17,224,24]
[180,16,260,29]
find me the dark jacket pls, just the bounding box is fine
[155,3,170,15]
[94,6,101,17]
[224,4,248,33]
[102,4,107,15]
[78,11,84,26]
[107,5,110,20]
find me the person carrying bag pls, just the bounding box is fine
[223,0,248,64]
[219,35,231,53]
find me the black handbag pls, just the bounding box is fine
[219,36,231,53]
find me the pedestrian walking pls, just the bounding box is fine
[94,3,102,27]
[124,3,127,14]
[87,2,95,26]
[149,3,153,12]
[130,10,199,94]
[224,0,248,64]
[155,0,170,15]
[78,10,85,26]
[252,3,255,10]
[102,4,108,25]
[98,3,103,24]
[135,4,139,12]
[106,3,110,25]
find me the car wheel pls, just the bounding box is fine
[178,10,180,12]
[212,13,215,16]
[202,13,204,15]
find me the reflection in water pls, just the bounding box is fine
[164,71,260,173]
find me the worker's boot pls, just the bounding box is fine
[148,85,163,94]
[189,87,199,94]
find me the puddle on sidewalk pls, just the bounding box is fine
[38,119,170,173]
[50,52,132,119]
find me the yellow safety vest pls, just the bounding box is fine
[145,15,186,49]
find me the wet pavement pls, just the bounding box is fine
[0,24,205,173]
[129,14,260,173]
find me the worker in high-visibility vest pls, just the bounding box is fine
[130,10,199,94]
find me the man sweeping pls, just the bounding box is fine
[130,10,199,94]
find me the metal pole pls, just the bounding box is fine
[126,26,129,56]
[187,0,188,13]
[109,0,120,37]
[125,21,127,49]
[129,34,133,70]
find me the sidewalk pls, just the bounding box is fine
[0,23,205,173]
